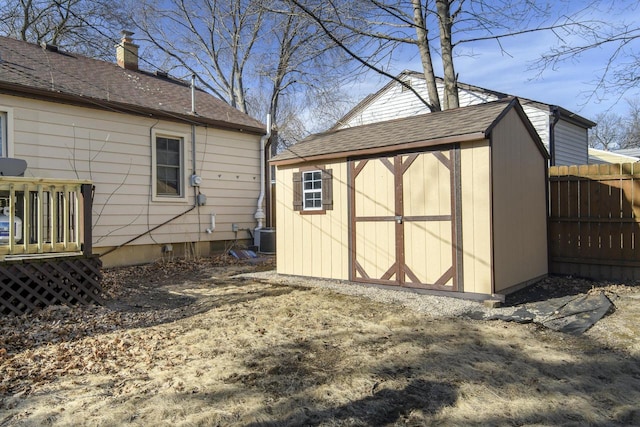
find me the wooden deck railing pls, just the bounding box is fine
[0,177,93,261]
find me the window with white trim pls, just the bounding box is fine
[302,170,323,210]
[152,133,185,199]
[292,168,333,213]
[0,111,8,157]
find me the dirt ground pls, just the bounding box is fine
[1,256,640,426]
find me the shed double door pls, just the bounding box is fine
[349,150,458,290]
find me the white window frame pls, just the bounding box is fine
[151,129,188,202]
[0,106,15,158]
[302,170,323,211]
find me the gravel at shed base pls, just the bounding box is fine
[238,271,516,320]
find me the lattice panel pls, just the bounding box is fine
[0,256,103,315]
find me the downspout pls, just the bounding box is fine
[265,132,273,227]
[549,106,560,167]
[191,74,197,176]
[254,114,272,247]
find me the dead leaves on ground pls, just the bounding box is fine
[0,256,274,401]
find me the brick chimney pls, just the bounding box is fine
[116,30,139,71]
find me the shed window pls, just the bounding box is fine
[293,168,333,213]
[303,171,322,210]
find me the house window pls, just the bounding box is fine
[152,132,186,200]
[303,170,322,210]
[0,111,8,157]
[292,168,333,213]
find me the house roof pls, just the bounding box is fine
[333,70,595,131]
[272,98,549,165]
[589,148,639,164]
[613,147,640,158]
[0,36,265,134]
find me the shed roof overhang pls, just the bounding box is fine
[270,132,487,166]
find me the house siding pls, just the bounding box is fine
[490,109,548,292]
[521,104,550,148]
[554,120,589,166]
[336,77,592,168]
[338,76,502,129]
[2,94,261,256]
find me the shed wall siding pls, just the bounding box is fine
[459,140,493,294]
[2,94,261,249]
[491,109,548,292]
[276,162,349,280]
[554,120,589,166]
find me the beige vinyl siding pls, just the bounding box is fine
[554,120,589,166]
[459,140,493,295]
[491,109,548,292]
[276,161,349,280]
[2,94,261,248]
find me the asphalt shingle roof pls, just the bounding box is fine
[273,98,532,163]
[0,36,264,133]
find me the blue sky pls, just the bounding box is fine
[345,1,640,122]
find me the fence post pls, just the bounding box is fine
[81,184,93,256]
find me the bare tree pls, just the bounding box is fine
[133,0,264,113]
[134,0,350,143]
[622,98,640,148]
[589,99,640,150]
[533,1,640,105]
[257,1,353,142]
[0,0,131,58]
[589,112,625,150]
[288,0,586,112]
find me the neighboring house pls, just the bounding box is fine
[589,148,639,164]
[0,34,266,267]
[271,98,549,299]
[613,147,640,159]
[334,70,595,166]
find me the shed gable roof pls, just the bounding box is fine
[272,98,548,165]
[0,36,264,134]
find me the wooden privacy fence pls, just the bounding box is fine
[549,163,640,280]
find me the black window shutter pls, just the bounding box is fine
[292,171,302,211]
[322,169,333,210]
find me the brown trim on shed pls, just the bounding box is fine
[348,149,458,291]
[452,145,464,292]
[395,157,405,286]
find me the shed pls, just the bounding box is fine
[271,98,549,299]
